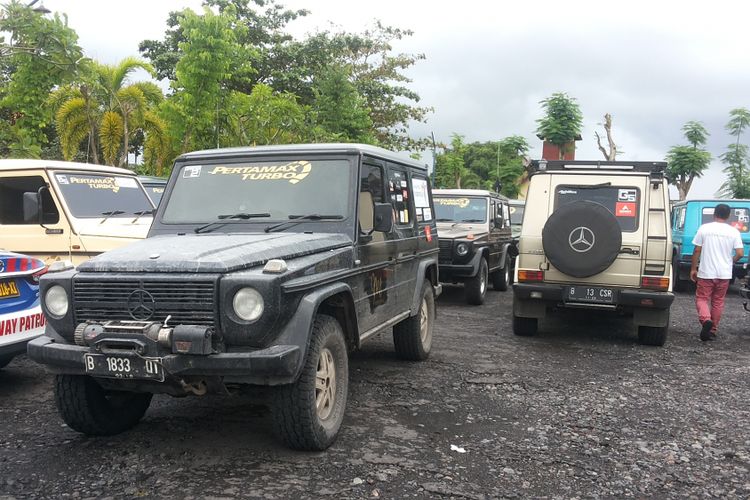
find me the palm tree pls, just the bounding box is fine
[52,57,165,168]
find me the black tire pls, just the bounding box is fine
[672,259,687,292]
[465,258,488,305]
[638,324,668,346]
[0,354,13,369]
[393,281,434,361]
[272,315,348,451]
[542,201,622,278]
[491,256,511,291]
[513,314,538,336]
[54,375,152,436]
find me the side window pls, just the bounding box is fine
[388,168,412,226]
[502,202,510,227]
[412,175,432,222]
[359,163,384,233]
[0,175,60,225]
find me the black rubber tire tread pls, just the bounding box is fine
[0,354,13,369]
[465,258,488,305]
[491,256,511,291]
[393,281,434,361]
[542,200,622,278]
[672,259,687,293]
[638,324,668,346]
[512,315,538,336]
[54,375,152,436]
[272,315,348,451]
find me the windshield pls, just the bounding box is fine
[509,204,525,225]
[53,172,153,218]
[162,159,352,224]
[702,206,750,233]
[433,197,487,223]
[143,184,165,205]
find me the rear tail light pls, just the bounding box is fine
[518,270,544,282]
[31,266,48,284]
[641,276,669,291]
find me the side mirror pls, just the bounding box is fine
[373,203,393,233]
[22,191,41,224]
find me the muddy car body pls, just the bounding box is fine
[29,144,440,450]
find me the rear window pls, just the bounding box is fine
[555,185,640,232]
[702,207,750,233]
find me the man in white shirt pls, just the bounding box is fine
[690,203,745,341]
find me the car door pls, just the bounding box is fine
[355,161,402,334]
[487,198,502,272]
[386,163,418,309]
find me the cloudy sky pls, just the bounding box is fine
[46,0,750,198]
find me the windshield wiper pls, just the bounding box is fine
[450,218,484,228]
[99,210,125,224]
[131,209,155,224]
[436,218,454,222]
[264,214,344,233]
[194,213,271,234]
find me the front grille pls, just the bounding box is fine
[438,240,453,264]
[73,277,217,328]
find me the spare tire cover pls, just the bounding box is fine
[542,200,622,278]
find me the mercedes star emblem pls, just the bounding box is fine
[568,226,596,253]
[127,289,156,320]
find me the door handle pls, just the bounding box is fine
[619,247,640,255]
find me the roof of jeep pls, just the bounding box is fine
[433,188,506,199]
[177,143,428,171]
[0,159,137,176]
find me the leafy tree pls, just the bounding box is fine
[313,65,374,144]
[665,121,711,200]
[159,6,254,155]
[535,92,583,159]
[224,83,312,146]
[435,134,481,189]
[719,108,750,198]
[0,0,83,156]
[51,57,165,167]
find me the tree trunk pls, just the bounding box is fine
[595,113,617,161]
[120,116,129,168]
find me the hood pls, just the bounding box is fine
[436,222,488,240]
[77,232,353,273]
[74,217,153,240]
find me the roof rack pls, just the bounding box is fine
[530,160,667,176]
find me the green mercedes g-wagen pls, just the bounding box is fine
[29,144,441,451]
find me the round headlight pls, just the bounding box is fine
[45,285,69,318]
[456,242,470,256]
[233,287,264,322]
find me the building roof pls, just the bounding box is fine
[0,159,137,176]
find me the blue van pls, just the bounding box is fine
[671,199,750,290]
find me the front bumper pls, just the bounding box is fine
[439,251,482,280]
[513,282,675,309]
[27,335,301,385]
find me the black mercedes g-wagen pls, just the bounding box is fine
[29,144,441,451]
[433,189,515,304]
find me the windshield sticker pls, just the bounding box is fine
[618,189,637,202]
[435,197,470,208]
[69,175,120,192]
[183,165,202,178]
[208,161,312,184]
[616,202,636,217]
[509,206,517,214]
[558,189,577,195]
[114,177,138,189]
[55,174,69,184]
[152,187,164,194]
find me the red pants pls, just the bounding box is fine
[695,278,731,332]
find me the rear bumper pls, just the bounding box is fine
[513,283,674,309]
[27,335,301,385]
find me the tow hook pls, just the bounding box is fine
[181,380,207,396]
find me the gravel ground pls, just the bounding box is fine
[2,284,750,499]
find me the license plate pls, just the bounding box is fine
[566,285,615,304]
[83,354,165,382]
[0,280,19,299]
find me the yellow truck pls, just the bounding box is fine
[0,160,155,265]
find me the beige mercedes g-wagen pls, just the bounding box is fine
[512,160,674,346]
